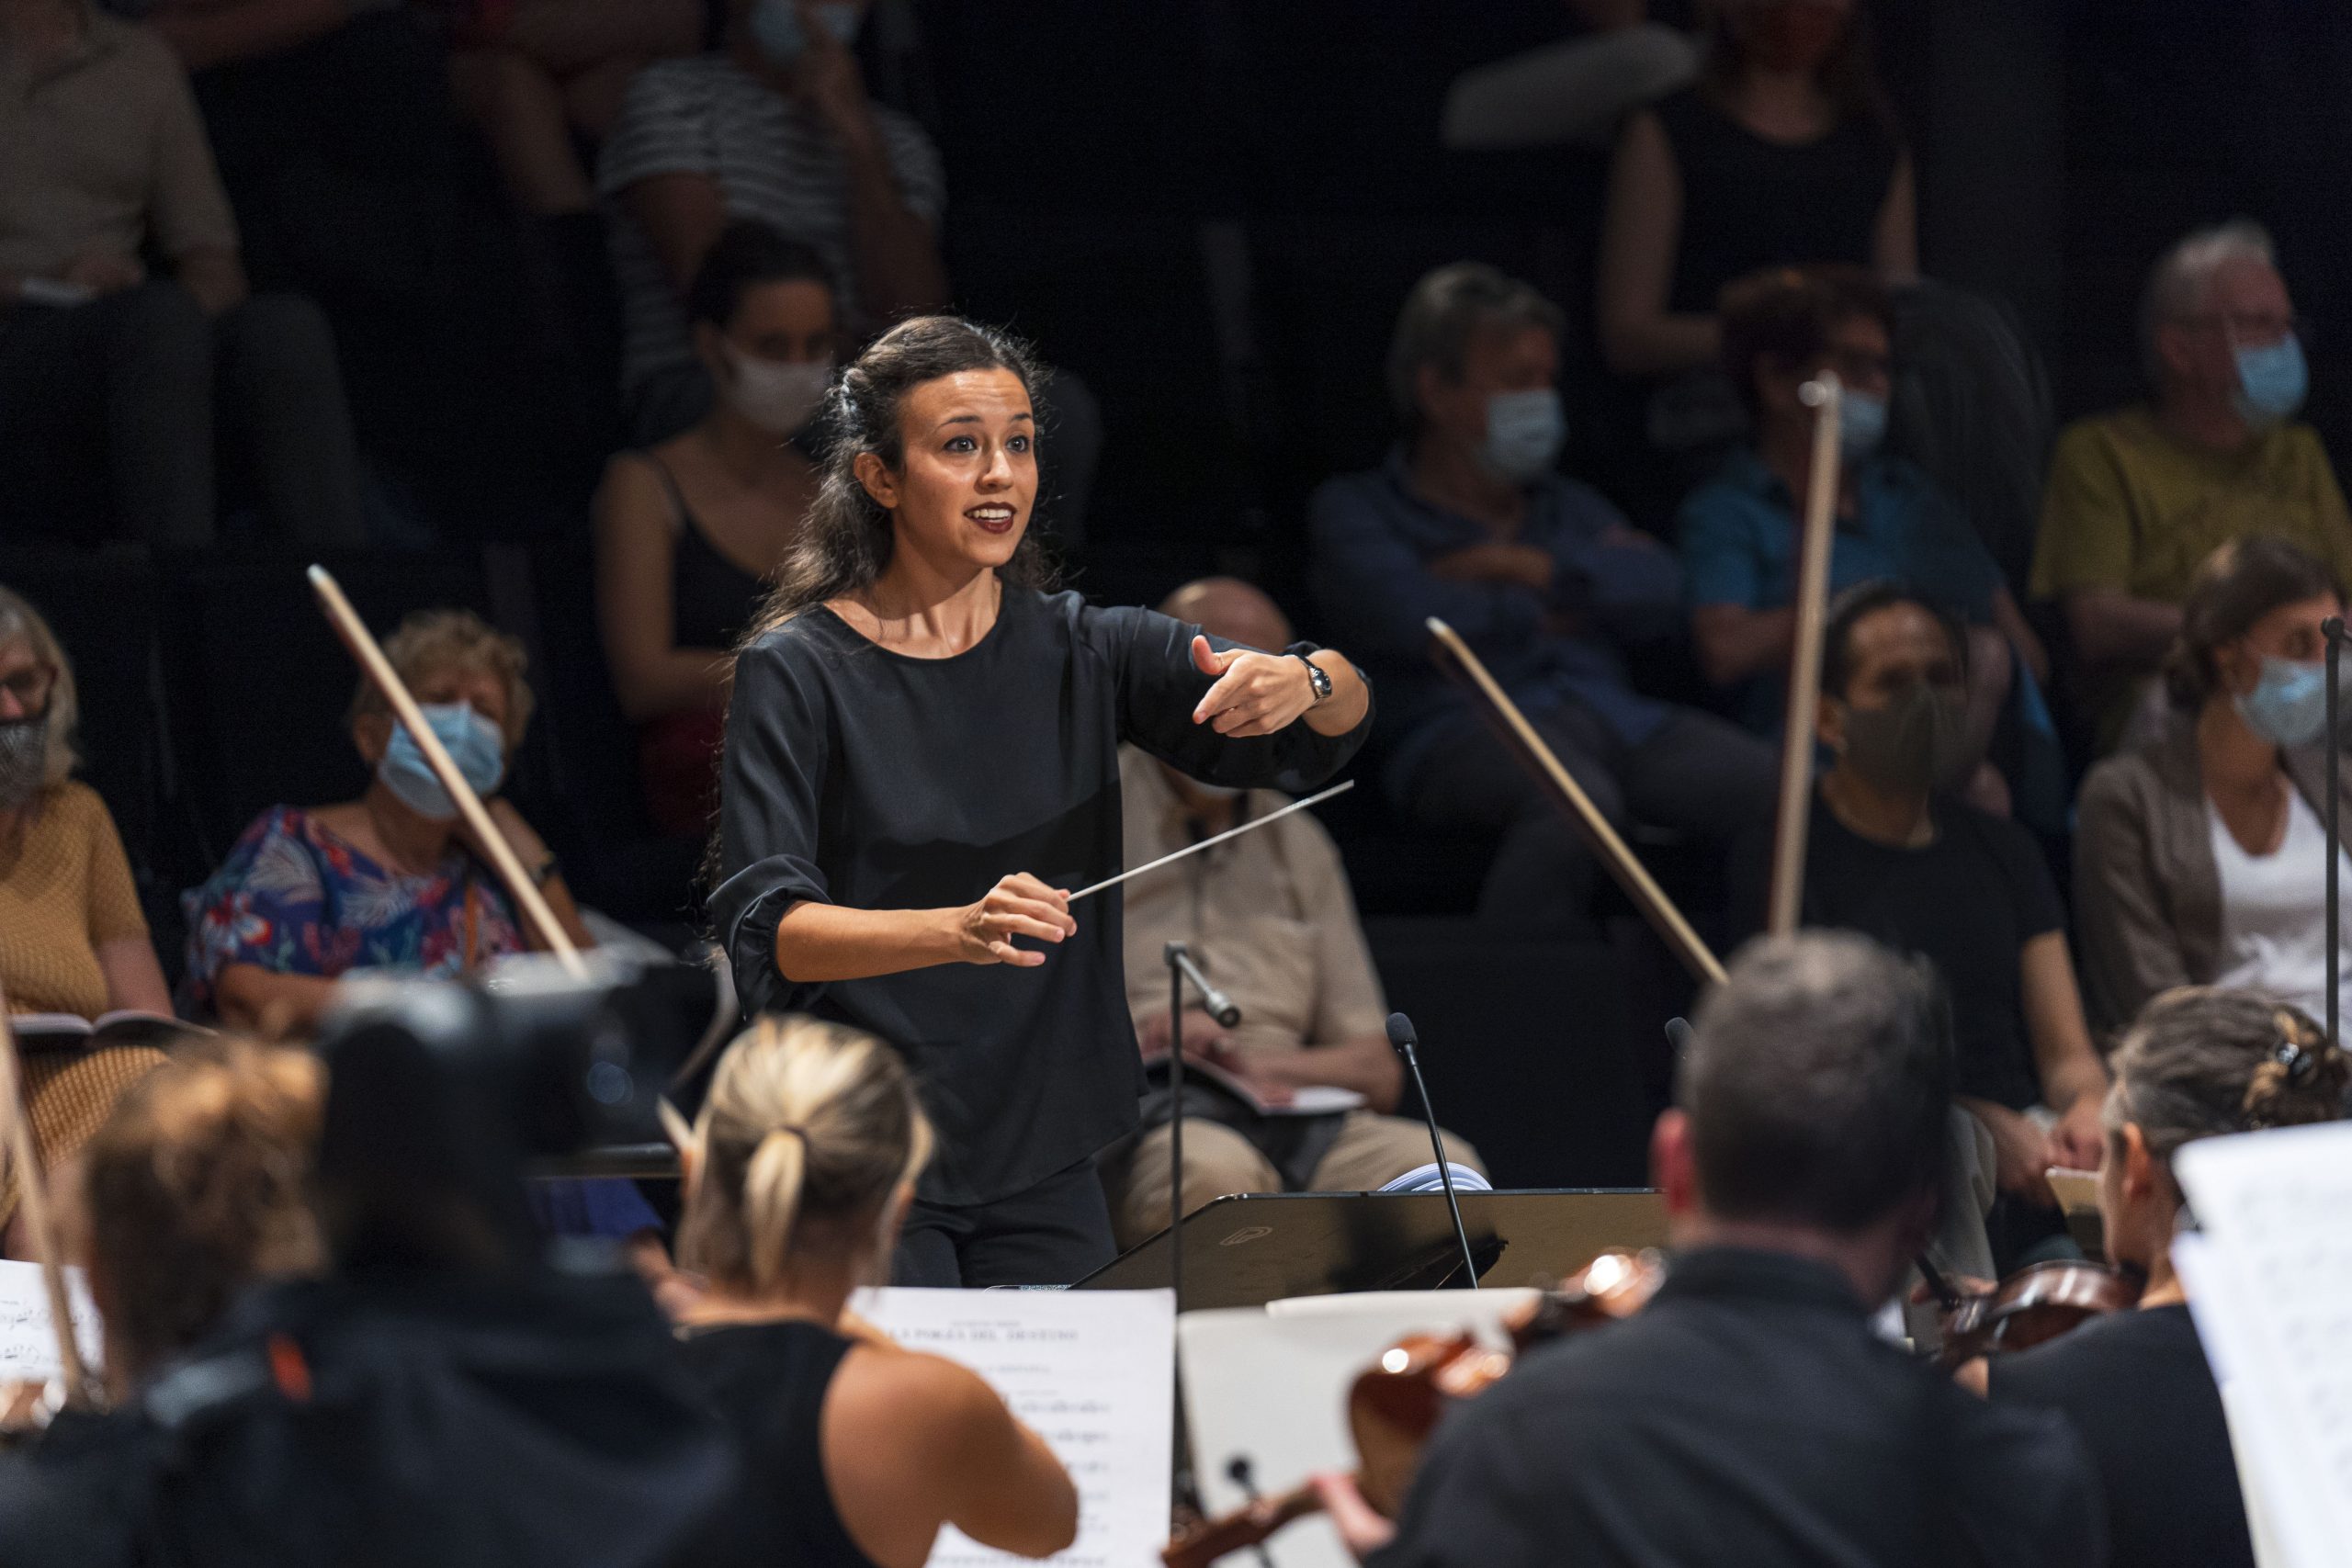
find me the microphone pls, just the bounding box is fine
[1170,948,1241,1029]
[1385,1012,1480,1289]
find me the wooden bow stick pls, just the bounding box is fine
[310,568,712,1157]
[1765,373,1843,937]
[0,991,95,1409]
[307,566,585,979]
[1428,618,1724,986]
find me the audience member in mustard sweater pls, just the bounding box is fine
[0,585,175,1255]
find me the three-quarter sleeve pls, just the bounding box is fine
[709,637,836,1014]
[1100,607,1370,795]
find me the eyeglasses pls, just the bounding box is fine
[0,661,54,716]
[2177,311,2313,349]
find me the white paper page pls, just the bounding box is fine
[0,1260,103,1381]
[854,1287,1173,1568]
[2175,1123,2352,1568]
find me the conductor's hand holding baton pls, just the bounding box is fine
[955,874,1076,968]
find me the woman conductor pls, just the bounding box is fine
[709,317,1372,1288]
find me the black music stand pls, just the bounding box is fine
[1074,1189,1668,1311]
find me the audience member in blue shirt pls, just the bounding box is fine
[1679,265,2049,814]
[1311,263,1777,935]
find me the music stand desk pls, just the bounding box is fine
[1075,1189,1667,1310]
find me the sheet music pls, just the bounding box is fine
[0,1260,102,1381]
[854,1288,1173,1568]
[2174,1123,2352,1568]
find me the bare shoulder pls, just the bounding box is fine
[595,450,678,527]
[830,1342,1009,1460]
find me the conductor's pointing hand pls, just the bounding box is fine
[1191,636,1317,737]
[956,873,1076,967]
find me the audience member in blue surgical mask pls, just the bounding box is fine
[2075,535,2352,1037]
[2032,221,2352,754]
[598,0,944,443]
[595,221,836,839]
[1310,262,1776,936]
[182,610,596,1035]
[1679,265,2045,813]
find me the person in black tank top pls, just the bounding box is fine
[1598,0,1913,383]
[594,221,835,838]
[1962,988,2350,1568]
[671,1016,1080,1568]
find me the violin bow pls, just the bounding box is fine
[0,989,96,1409]
[1765,373,1843,936]
[307,566,587,981]
[307,568,711,1156]
[1427,618,1725,986]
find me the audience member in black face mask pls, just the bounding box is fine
[1728,581,2109,1271]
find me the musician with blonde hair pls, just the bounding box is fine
[670,1014,1079,1568]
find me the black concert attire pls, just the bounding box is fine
[1989,1304,2256,1568]
[709,586,1369,1287]
[676,1319,885,1568]
[1368,1247,2106,1568]
[0,1273,736,1568]
[1727,795,2073,1270]
[1652,87,1899,316]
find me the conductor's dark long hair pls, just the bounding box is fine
[747,315,1055,637]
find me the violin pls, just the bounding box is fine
[1161,1249,1665,1568]
[1926,1258,2143,1368]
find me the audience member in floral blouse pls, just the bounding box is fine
[182,608,594,1031]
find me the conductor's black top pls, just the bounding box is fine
[709,586,1369,1206]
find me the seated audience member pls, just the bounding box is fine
[0,1038,324,1550]
[0,589,172,1024]
[1680,265,2048,813]
[1311,263,1777,935]
[0,0,363,547]
[1967,988,2346,1568]
[2033,220,2352,751]
[2076,536,2352,1036]
[598,0,944,441]
[1728,583,2105,1268]
[182,609,596,1035]
[1104,579,1483,1249]
[0,588,175,1255]
[1317,932,2104,1568]
[671,1014,1080,1567]
[438,0,704,217]
[1596,0,1912,384]
[595,221,833,838]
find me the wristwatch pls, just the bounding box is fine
[1294,652,1334,705]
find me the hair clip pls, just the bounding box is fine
[2271,1036,2317,1085]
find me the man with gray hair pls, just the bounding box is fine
[1309,262,1774,934]
[2031,220,2352,750]
[1316,931,2104,1568]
